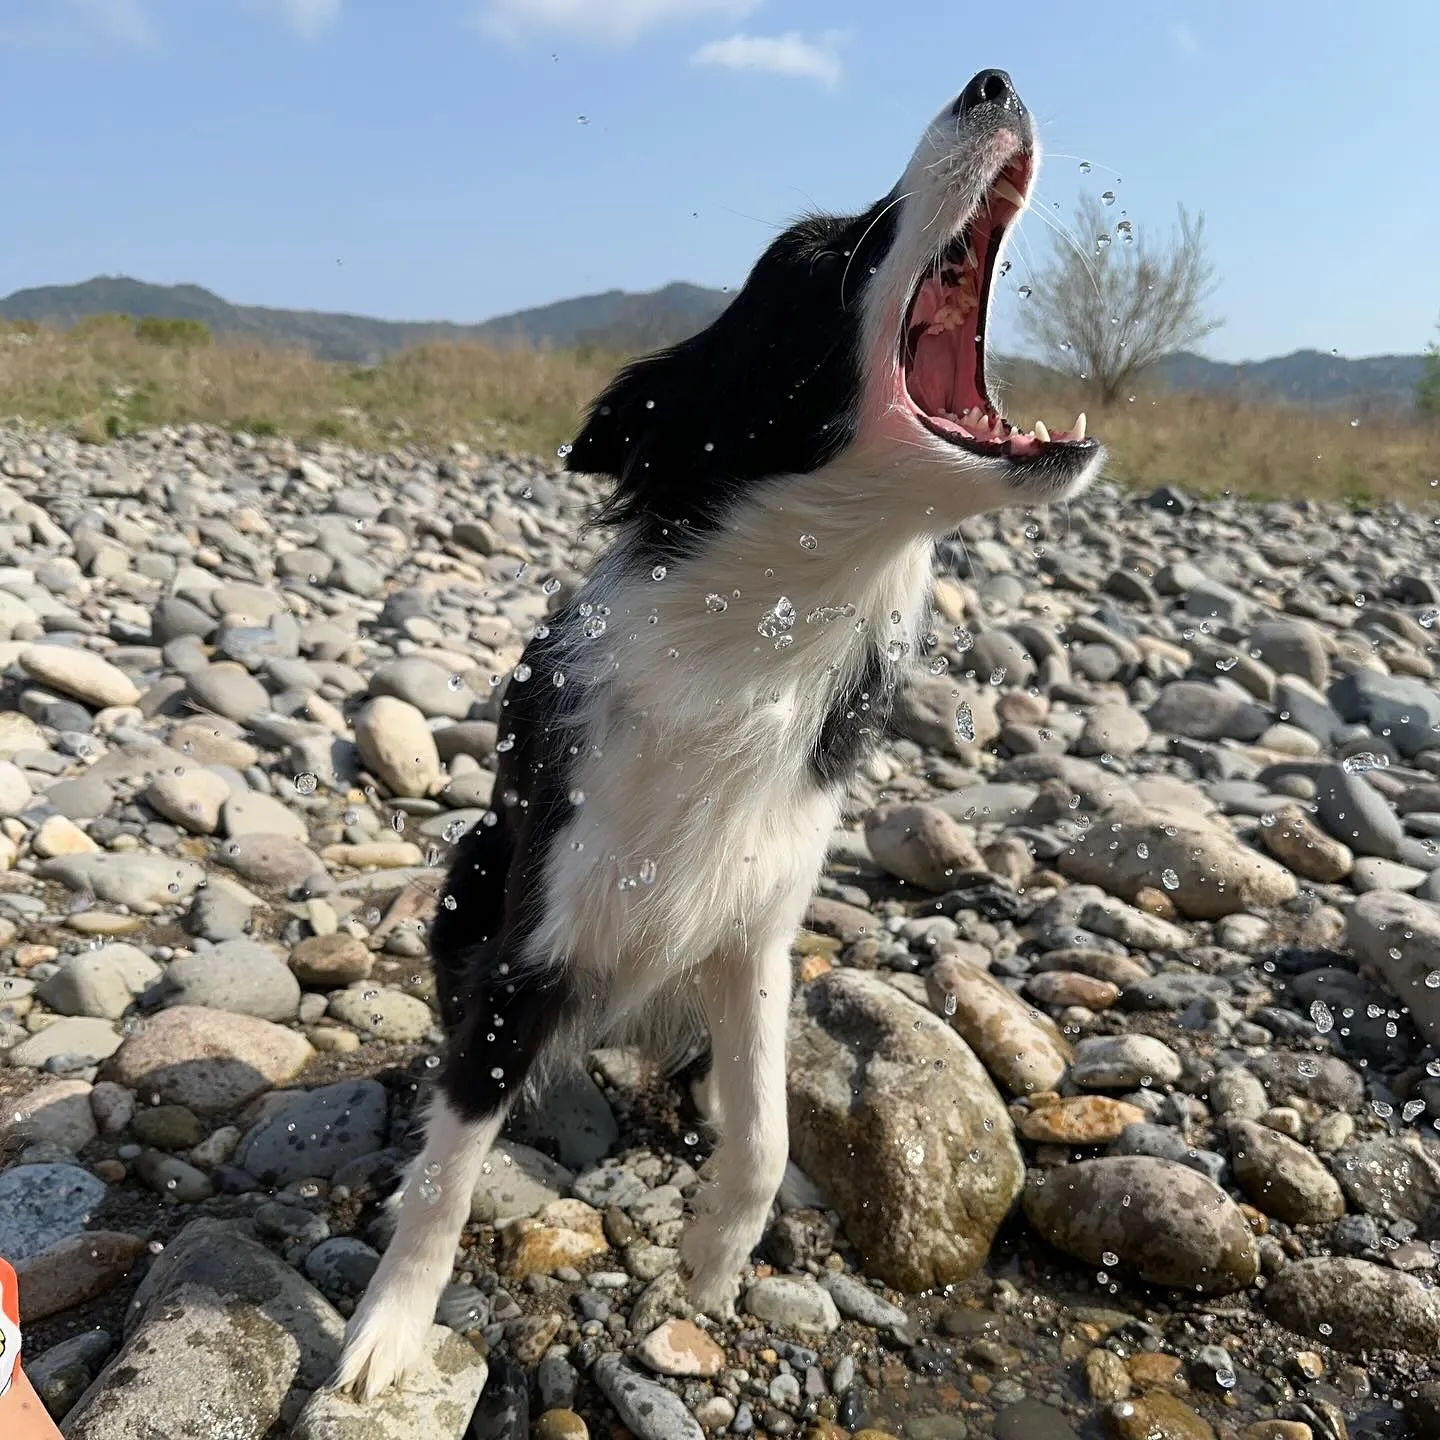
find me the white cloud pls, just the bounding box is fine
[691,30,843,87]
[252,0,343,39]
[476,0,759,47]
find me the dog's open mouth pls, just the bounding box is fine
[901,154,1097,462]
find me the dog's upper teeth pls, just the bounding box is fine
[992,178,1027,209]
[1033,420,1051,443]
[1074,412,1087,441]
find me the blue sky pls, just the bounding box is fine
[1,0,1436,363]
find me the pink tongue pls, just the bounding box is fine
[909,329,961,415]
[907,272,985,417]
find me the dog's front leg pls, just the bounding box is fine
[680,934,792,1317]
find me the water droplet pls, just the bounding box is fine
[1404,1099,1427,1122]
[1310,1000,1334,1034]
[556,442,573,458]
[955,701,976,743]
[542,576,563,595]
[1100,190,1116,205]
[651,565,668,581]
[1079,160,1092,173]
[1160,868,1180,891]
[953,626,973,651]
[294,772,318,796]
[704,593,728,614]
[799,533,818,551]
[1017,285,1032,300]
[1426,971,1440,990]
[513,663,532,682]
[757,596,797,641]
[1101,1250,1119,1267]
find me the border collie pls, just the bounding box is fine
[334,68,1103,1399]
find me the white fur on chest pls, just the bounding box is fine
[525,462,936,996]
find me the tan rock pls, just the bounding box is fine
[319,840,426,869]
[289,933,373,987]
[927,954,1071,1096]
[501,1217,608,1280]
[1026,970,1121,1010]
[354,695,441,798]
[1259,804,1353,882]
[33,814,100,857]
[1104,1393,1215,1440]
[1085,1346,1132,1401]
[102,1005,313,1113]
[1126,1352,1187,1394]
[1058,812,1297,920]
[788,970,1022,1291]
[20,644,141,708]
[1018,1096,1145,1145]
[635,1317,726,1377]
[16,1230,147,1320]
[864,802,983,892]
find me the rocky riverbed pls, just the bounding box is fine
[0,423,1439,1440]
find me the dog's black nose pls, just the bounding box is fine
[952,69,1025,120]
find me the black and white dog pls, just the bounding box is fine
[334,68,1102,1399]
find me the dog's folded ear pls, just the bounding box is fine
[563,191,904,538]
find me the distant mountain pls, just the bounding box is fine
[1153,349,1428,411]
[0,275,1427,409]
[0,275,727,364]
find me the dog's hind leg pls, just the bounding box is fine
[679,931,793,1317]
[331,960,573,1400]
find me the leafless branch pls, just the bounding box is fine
[1016,194,1222,404]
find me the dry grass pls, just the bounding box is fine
[2,319,1435,505]
[1000,372,1438,506]
[0,318,617,458]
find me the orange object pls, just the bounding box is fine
[0,1256,66,1438]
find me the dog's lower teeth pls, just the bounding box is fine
[1033,420,1051,443]
[1074,412,1087,440]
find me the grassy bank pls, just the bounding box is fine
[2,317,1434,505]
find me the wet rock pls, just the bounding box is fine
[788,969,1023,1290]
[926,953,1071,1096]
[1263,1255,1440,1355]
[864,802,983,891]
[1227,1119,1345,1225]
[1056,814,1297,920]
[1023,1157,1258,1293]
[236,1078,388,1185]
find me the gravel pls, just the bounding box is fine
[0,429,1436,1439]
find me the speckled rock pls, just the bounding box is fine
[1023,1157,1258,1293]
[788,969,1023,1290]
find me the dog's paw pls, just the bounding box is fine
[330,1290,431,1402]
[679,1217,744,1320]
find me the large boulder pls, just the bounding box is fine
[787,969,1022,1291]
